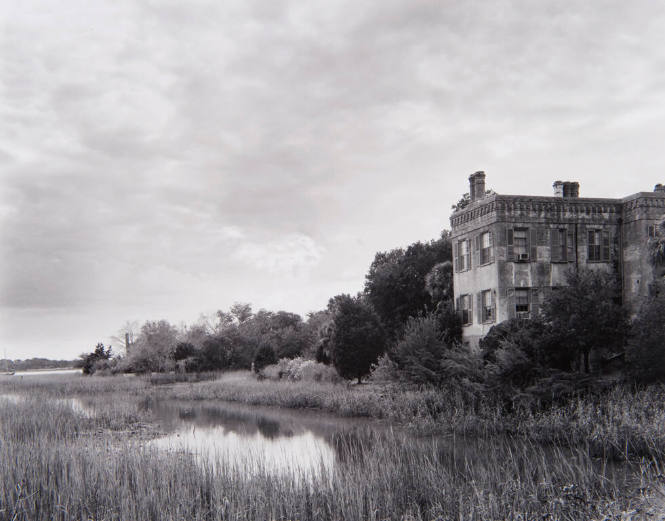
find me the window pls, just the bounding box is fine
[515,289,529,316]
[513,229,528,261]
[480,231,493,265]
[551,228,567,262]
[481,290,494,322]
[648,224,659,238]
[588,229,610,262]
[459,294,472,325]
[456,239,470,271]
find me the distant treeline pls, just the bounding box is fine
[3,358,78,372]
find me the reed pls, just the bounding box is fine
[0,394,651,521]
[4,372,665,460]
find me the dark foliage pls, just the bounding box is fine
[627,295,665,383]
[364,232,452,338]
[80,343,112,375]
[328,294,386,383]
[541,269,628,373]
[173,342,197,361]
[253,343,278,372]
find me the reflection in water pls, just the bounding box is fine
[145,400,377,480]
[0,393,94,417]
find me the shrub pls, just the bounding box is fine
[368,354,400,383]
[328,294,386,383]
[260,357,340,383]
[80,343,113,375]
[253,344,278,373]
[391,313,448,386]
[627,295,665,383]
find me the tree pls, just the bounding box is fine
[230,302,253,324]
[541,268,627,373]
[173,342,196,362]
[648,217,665,268]
[253,343,278,373]
[128,320,179,373]
[110,321,139,355]
[425,260,453,303]
[80,343,112,375]
[364,232,452,338]
[328,295,385,383]
[627,295,665,382]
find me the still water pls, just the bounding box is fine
[145,400,385,479]
[0,393,94,417]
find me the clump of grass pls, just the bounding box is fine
[0,397,648,521]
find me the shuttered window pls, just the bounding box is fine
[480,231,493,265]
[515,289,529,316]
[514,229,529,261]
[481,289,495,322]
[458,294,472,325]
[457,239,471,271]
[551,228,567,262]
[588,230,610,262]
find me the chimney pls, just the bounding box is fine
[570,182,579,198]
[655,183,665,193]
[469,171,486,202]
[561,181,580,198]
[553,181,564,197]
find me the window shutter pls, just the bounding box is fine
[489,232,495,263]
[491,290,496,322]
[530,228,538,262]
[453,241,459,272]
[551,228,561,262]
[530,288,539,316]
[473,235,480,268]
[455,297,461,321]
[477,292,482,323]
[507,288,515,319]
[468,294,473,324]
[602,231,610,261]
[507,229,514,261]
[567,229,575,262]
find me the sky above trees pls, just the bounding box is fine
[2,0,665,358]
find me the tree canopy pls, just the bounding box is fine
[541,268,627,373]
[364,232,452,338]
[328,294,385,383]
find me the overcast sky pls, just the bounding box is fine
[2,0,665,359]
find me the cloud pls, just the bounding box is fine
[234,233,324,273]
[2,0,665,357]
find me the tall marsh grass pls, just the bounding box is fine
[0,394,650,520]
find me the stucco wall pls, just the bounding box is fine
[450,189,665,345]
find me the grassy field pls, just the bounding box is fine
[1,373,665,519]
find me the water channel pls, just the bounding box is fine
[144,399,387,480]
[0,387,641,489]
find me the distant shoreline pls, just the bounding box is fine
[12,368,81,376]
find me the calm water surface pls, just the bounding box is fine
[145,399,387,479]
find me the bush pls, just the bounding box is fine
[391,313,449,386]
[627,295,665,383]
[80,343,113,375]
[253,344,278,373]
[368,354,400,383]
[260,357,341,383]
